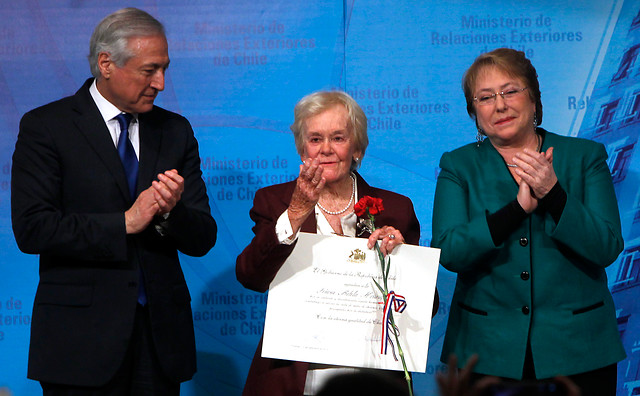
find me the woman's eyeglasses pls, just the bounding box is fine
[473,87,528,106]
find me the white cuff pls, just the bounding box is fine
[275,209,298,245]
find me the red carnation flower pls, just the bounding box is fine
[354,196,384,217]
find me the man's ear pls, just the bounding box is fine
[97,52,112,79]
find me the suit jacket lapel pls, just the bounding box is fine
[137,110,162,196]
[300,211,316,233]
[354,172,379,238]
[72,79,132,201]
[355,172,376,201]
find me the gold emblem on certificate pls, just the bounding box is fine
[348,248,366,263]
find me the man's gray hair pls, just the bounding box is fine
[88,7,165,79]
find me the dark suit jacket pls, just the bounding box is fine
[236,173,433,396]
[11,79,217,386]
[432,129,625,379]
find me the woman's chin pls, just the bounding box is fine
[323,172,350,185]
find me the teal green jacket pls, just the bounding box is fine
[431,129,625,379]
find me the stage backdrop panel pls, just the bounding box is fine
[1,1,639,395]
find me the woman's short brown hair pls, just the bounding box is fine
[462,48,543,126]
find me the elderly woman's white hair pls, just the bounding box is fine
[290,90,368,171]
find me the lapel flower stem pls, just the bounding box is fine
[389,310,413,396]
[360,205,412,396]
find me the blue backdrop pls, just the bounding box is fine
[1,1,639,395]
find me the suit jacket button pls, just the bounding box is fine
[522,306,530,315]
[520,271,530,280]
[519,237,528,247]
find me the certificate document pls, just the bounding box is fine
[262,232,440,372]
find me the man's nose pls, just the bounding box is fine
[150,69,165,91]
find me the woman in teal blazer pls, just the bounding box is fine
[431,48,625,396]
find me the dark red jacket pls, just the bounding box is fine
[236,173,436,396]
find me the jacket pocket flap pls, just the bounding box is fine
[37,283,94,307]
[572,300,604,315]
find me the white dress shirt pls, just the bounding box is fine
[88,79,139,158]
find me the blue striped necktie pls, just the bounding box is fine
[114,113,147,305]
[115,113,138,201]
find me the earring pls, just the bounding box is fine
[533,112,538,129]
[475,120,484,147]
[476,130,484,147]
[354,157,360,163]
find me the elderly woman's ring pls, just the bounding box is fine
[388,234,395,240]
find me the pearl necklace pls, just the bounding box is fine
[506,134,541,168]
[316,174,356,215]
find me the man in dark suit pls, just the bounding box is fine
[11,7,217,394]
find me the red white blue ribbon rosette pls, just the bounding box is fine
[381,290,407,360]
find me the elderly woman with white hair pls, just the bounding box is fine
[236,90,436,396]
